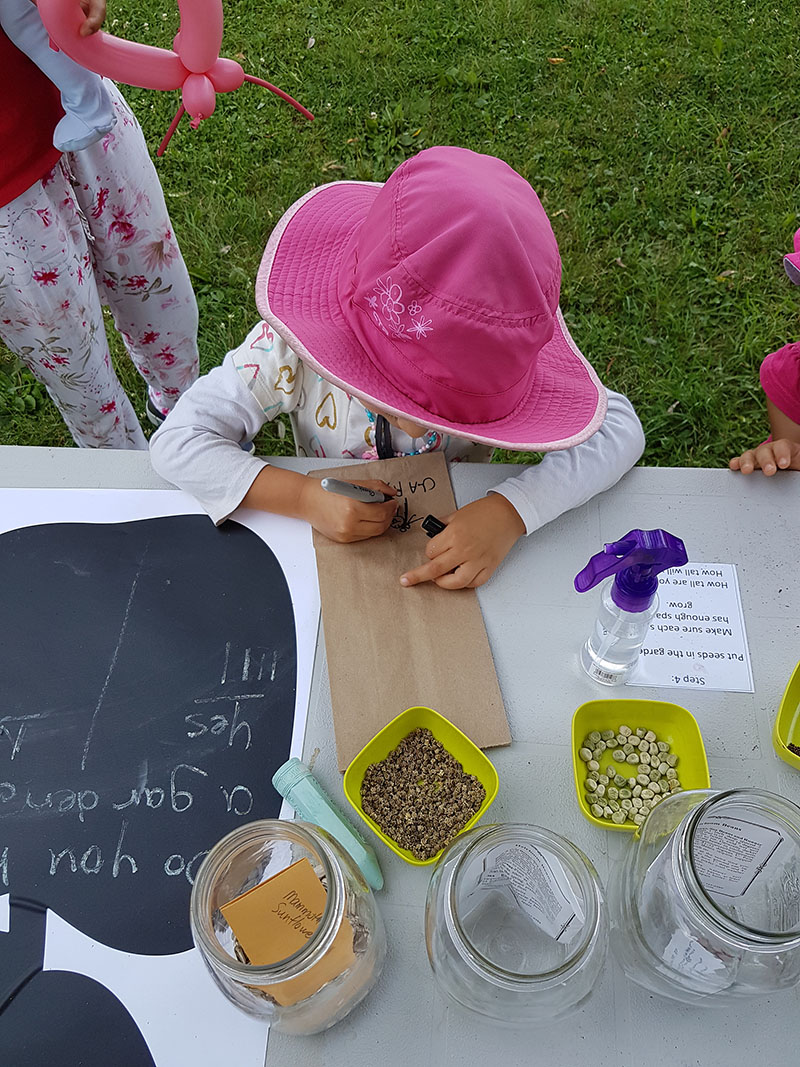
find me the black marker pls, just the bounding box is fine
[320,477,395,504]
[422,514,446,538]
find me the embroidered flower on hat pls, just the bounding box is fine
[375,276,405,325]
[409,316,433,339]
[368,276,434,341]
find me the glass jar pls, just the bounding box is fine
[425,824,607,1024]
[608,788,800,1003]
[190,819,386,1035]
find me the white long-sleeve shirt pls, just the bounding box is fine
[150,320,645,531]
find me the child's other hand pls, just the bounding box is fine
[78,0,106,35]
[399,494,525,590]
[303,479,398,542]
[729,439,800,476]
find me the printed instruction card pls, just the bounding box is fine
[628,562,754,693]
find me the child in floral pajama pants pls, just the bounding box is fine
[0,81,199,448]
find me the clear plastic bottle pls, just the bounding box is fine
[574,528,688,686]
[579,578,660,685]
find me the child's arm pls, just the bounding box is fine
[729,342,800,475]
[149,326,397,540]
[241,467,397,542]
[3,0,114,152]
[400,389,645,589]
[728,399,800,475]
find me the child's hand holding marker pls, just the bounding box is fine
[311,477,398,542]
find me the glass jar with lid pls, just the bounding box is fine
[608,788,800,1003]
[425,823,607,1024]
[190,819,386,1035]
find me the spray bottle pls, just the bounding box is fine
[574,529,688,685]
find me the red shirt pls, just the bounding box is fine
[0,30,64,209]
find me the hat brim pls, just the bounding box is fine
[256,181,607,451]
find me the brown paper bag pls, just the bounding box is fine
[311,451,511,770]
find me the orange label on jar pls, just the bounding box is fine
[220,856,355,1006]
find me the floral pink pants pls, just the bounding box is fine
[0,83,199,448]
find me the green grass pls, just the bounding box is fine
[2,0,799,466]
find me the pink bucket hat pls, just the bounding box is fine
[255,146,606,450]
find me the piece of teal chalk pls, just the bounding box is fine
[272,758,384,891]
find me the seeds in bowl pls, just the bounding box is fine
[579,724,683,828]
[360,727,486,861]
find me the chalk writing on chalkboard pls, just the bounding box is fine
[0,515,299,1066]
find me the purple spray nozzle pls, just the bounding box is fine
[574,529,688,612]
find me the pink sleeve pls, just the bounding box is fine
[760,342,800,424]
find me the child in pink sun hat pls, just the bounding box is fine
[151,147,645,589]
[729,227,800,477]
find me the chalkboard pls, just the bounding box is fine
[0,515,299,1063]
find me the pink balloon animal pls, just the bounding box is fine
[37,0,313,154]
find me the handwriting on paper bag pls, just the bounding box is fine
[388,476,437,533]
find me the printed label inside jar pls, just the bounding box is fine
[692,808,785,898]
[460,843,585,947]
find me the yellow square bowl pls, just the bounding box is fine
[343,705,499,866]
[772,659,800,770]
[571,698,710,833]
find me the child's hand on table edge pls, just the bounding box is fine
[302,478,399,543]
[400,494,525,590]
[729,439,800,476]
